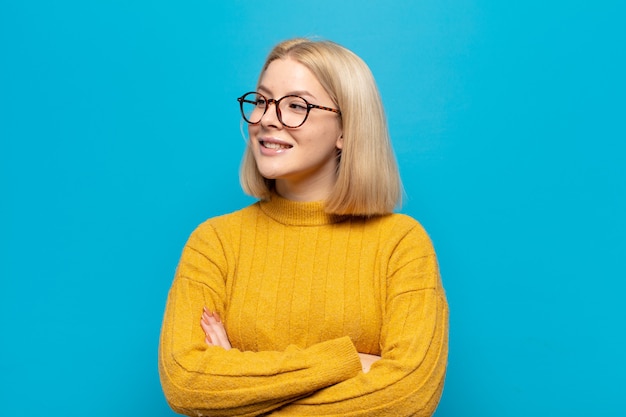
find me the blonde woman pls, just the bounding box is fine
[159,38,448,417]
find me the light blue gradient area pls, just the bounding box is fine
[1,1,624,415]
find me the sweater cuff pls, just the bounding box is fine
[308,336,362,381]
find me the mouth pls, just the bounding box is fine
[260,140,293,150]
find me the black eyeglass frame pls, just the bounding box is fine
[237,91,342,128]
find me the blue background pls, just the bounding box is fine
[1,1,624,415]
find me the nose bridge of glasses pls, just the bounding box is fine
[268,97,281,111]
[258,97,282,124]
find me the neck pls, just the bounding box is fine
[275,173,336,202]
[260,193,348,226]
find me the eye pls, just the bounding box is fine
[286,97,308,113]
[255,97,267,107]
[289,103,307,111]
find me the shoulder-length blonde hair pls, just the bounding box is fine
[240,38,402,216]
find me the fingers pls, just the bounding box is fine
[205,310,232,349]
[201,307,232,350]
[201,309,219,345]
[200,314,215,346]
[357,353,382,373]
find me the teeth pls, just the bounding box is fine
[263,141,291,149]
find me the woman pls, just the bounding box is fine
[159,38,448,416]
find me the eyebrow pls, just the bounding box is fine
[257,85,317,100]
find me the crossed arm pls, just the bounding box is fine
[200,308,381,373]
[160,219,449,416]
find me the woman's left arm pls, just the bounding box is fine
[271,221,449,417]
[201,312,383,374]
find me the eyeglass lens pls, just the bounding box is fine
[240,92,309,128]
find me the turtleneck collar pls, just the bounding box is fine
[258,193,348,226]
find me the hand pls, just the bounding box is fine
[358,353,381,373]
[201,307,232,350]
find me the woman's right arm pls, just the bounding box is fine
[158,223,362,417]
[200,307,381,373]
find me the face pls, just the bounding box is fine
[248,58,343,201]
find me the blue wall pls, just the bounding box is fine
[1,1,624,415]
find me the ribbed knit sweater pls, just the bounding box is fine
[159,194,449,416]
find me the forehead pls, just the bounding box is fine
[258,58,326,99]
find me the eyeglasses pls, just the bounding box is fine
[237,91,341,128]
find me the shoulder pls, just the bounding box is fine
[367,212,430,238]
[198,201,261,229]
[364,213,435,255]
[187,201,262,244]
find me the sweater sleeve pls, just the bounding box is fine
[158,222,362,417]
[270,221,449,417]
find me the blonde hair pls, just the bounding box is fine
[240,38,402,216]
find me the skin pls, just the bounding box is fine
[201,309,380,373]
[200,58,380,373]
[249,57,344,202]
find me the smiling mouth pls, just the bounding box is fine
[261,141,293,150]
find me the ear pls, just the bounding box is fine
[336,134,344,150]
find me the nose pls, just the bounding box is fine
[259,99,282,128]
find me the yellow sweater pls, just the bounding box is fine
[159,194,449,416]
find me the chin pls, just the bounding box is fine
[256,166,282,181]
[255,160,285,180]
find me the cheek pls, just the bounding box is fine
[317,125,342,149]
[248,124,259,138]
